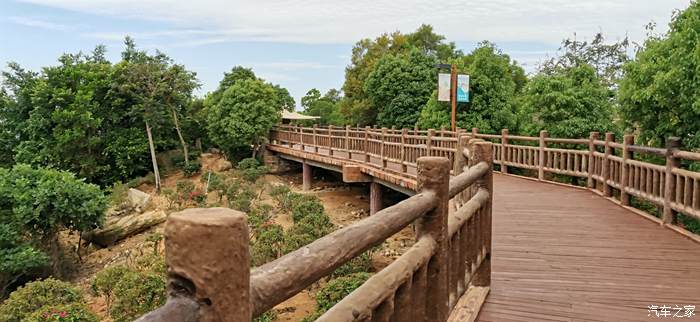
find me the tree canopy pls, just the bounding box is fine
[619,2,700,149]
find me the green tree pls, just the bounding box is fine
[340,25,459,125]
[0,62,37,168]
[619,3,700,149]
[112,38,198,191]
[520,64,617,138]
[417,42,525,133]
[365,49,436,128]
[301,88,345,125]
[0,165,107,294]
[206,78,281,158]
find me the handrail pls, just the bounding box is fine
[137,127,494,322]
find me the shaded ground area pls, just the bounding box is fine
[477,174,700,322]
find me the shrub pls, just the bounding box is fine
[161,188,177,209]
[25,303,99,322]
[230,185,256,213]
[0,224,49,298]
[127,173,156,188]
[91,265,130,307]
[254,310,277,322]
[0,278,91,322]
[109,270,166,322]
[331,252,373,278]
[315,272,371,312]
[248,204,274,230]
[183,161,202,177]
[238,158,268,182]
[291,197,325,223]
[251,223,285,267]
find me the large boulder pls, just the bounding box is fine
[127,188,151,213]
[216,160,233,172]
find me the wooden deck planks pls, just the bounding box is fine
[477,174,700,322]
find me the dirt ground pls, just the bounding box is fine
[61,154,415,322]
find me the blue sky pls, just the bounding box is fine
[0,0,692,109]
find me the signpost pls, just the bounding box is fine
[436,64,469,131]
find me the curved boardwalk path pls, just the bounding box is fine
[479,174,700,322]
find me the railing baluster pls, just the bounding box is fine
[664,137,681,224]
[538,130,548,181]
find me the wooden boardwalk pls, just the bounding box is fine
[479,174,700,322]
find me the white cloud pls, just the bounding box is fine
[18,0,692,46]
[8,15,73,31]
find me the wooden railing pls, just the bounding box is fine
[137,128,494,321]
[471,128,700,242]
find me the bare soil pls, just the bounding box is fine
[61,154,412,321]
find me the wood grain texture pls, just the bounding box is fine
[477,174,700,322]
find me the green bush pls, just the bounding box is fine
[92,256,167,322]
[331,252,373,278]
[300,311,324,322]
[238,158,268,182]
[230,185,256,213]
[110,270,166,322]
[248,204,274,230]
[182,161,202,177]
[127,173,155,188]
[253,310,277,322]
[0,278,93,322]
[315,272,371,312]
[291,197,325,223]
[251,224,285,267]
[25,303,99,322]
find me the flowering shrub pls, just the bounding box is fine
[0,278,97,322]
[25,303,99,322]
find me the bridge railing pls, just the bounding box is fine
[137,131,493,321]
[469,128,700,242]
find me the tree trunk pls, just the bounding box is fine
[83,210,167,247]
[146,121,161,192]
[171,108,189,166]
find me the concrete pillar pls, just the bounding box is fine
[369,181,382,215]
[302,160,312,191]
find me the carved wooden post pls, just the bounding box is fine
[302,160,312,191]
[401,128,408,173]
[587,132,599,189]
[416,157,450,322]
[472,141,493,288]
[381,127,388,169]
[663,137,682,225]
[538,130,548,181]
[370,182,382,215]
[620,134,635,205]
[312,124,318,153]
[501,129,509,174]
[136,208,251,322]
[603,132,615,197]
[427,129,435,157]
[345,125,351,159]
[364,126,371,163]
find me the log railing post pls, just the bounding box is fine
[620,134,635,205]
[587,132,599,189]
[663,137,682,225]
[328,127,335,157]
[415,157,450,322]
[427,129,435,157]
[471,127,478,138]
[345,125,351,159]
[501,129,509,174]
[313,124,318,153]
[381,127,388,169]
[136,208,251,322]
[471,141,493,288]
[603,132,615,197]
[364,126,371,163]
[538,130,548,181]
[400,128,408,173]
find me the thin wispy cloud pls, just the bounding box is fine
[8,15,73,31]
[18,0,691,45]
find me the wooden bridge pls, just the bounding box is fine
[138,125,700,322]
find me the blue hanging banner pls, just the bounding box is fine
[457,75,470,102]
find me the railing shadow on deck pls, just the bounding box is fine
[136,132,494,321]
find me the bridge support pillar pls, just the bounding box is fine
[369,181,382,215]
[302,160,312,191]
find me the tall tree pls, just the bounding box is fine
[364,49,436,128]
[112,38,198,191]
[206,78,281,158]
[520,64,616,138]
[619,3,700,149]
[301,88,345,125]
